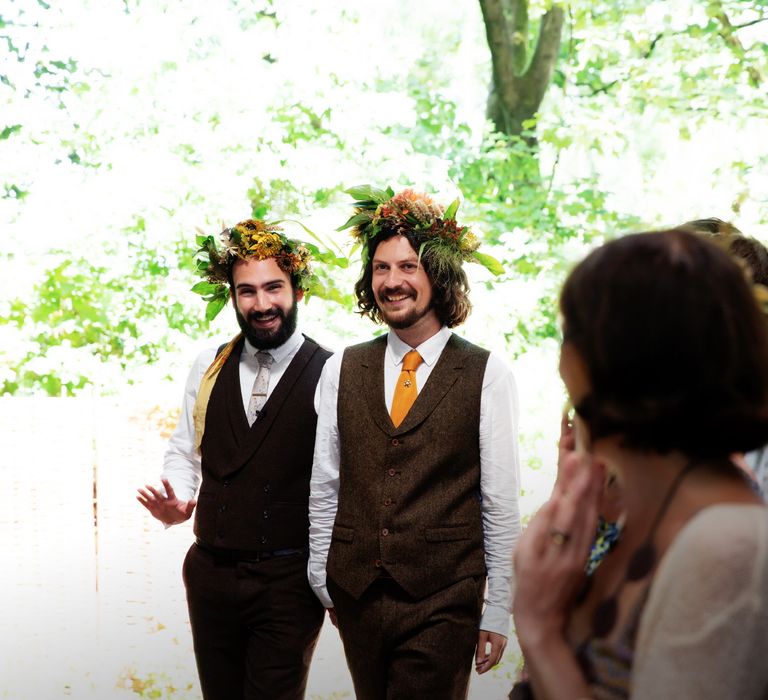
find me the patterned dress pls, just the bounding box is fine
[586,516,623,576]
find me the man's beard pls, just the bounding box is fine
[377,288,433,330]
[381,306,430,329]
[235,299,299,350]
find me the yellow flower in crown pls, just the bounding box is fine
[243,231,284,259]
[459,230,479,254]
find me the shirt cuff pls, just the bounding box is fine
[312,583,334,609]
[479,603,510,638]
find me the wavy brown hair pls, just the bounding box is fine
[684,217,768,287]
[354,226,472,328]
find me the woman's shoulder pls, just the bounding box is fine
[639,503,768,638]
[655,503,768,589]
[632,507,768,697]
[670,503,767,556]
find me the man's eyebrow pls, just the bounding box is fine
[235,278,285,289]
[372,257,418,265]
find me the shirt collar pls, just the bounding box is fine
[243,327,304,365]
[386,326,451,368]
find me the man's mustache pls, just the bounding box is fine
[248,308,285,322]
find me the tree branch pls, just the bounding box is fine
[480,0,564,139]
[479,0,519,104]
[709,1,762,86]
[519,5,565,111]
[731,16,768,31]
[574,78,620,97]
[506,0,529,74]
[644,31,664,59]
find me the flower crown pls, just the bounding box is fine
[338,185,503,276]
[193,218,314,320]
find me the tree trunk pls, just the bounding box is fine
[479,0,565,139]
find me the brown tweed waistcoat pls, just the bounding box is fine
[328,333,489,600]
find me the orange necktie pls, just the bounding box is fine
[390,350,423,427]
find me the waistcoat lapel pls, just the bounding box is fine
[394,333,464,434]
[359,333,466,436]
[359,336,393,435]
[219,336,249,443]
[223,336,320,476]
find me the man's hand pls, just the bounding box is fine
[137,477,196,525]
[475,630,507,674]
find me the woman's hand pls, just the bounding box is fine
[557,409,576,479]
[513,453,604,650]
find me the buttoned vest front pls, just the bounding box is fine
[328,333,489,599]
[194,336,331,551]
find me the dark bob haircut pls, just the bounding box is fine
[354,226,472,328]
[560,228,768,457]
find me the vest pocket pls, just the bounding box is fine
[331,524,355,542]
[424,524,472,542]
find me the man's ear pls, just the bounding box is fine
[295,288,305,303]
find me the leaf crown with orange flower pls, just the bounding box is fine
[338,185,503,278]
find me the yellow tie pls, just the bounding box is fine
[390,350,423,427]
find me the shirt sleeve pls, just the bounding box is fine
[478,352,522,637]
[160,349,215,506]
[632,506,768,699]
[307,351,342,608]
[744,446,768,496]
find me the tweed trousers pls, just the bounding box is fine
[328,574,485,700]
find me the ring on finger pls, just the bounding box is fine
[549,528,571,546]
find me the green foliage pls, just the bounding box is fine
[565,0,767,120]
[1,124,21,139]
[270,102,344,149]
[378,48,641,353]
[244,178,355,308]
[3,0,767,394]
[3,183,28,199]
[1,224,210,396]
[472,250,505,276]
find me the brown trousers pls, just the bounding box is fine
[328,575,485,700]
[183,543,324,700]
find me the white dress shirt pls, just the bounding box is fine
[745,446,768,497]
[308,326,522,637]
[161,328,306,504]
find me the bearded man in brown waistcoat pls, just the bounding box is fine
[308,187,522,699]
[138,219,331,700]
